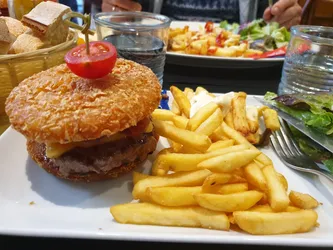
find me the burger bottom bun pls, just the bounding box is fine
[26,133,158,182]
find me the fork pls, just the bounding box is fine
[270,118,333,182]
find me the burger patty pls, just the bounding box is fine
[29,132,158,177]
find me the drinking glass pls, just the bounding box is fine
[278,25,333,95]
[94,11,171,85]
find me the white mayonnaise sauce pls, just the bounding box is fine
[190,91,235,118]
[190,91,259,121]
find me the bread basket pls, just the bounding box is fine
[0,29,78,133]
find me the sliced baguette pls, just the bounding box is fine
[0,16,29,38]
[0,18,13,55]
[8,33,47,54]
[21,1,71,46]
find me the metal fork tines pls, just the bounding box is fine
[270,118,333,182]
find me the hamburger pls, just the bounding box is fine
[5,58,162,182]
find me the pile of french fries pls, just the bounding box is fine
[110,86,320,235]
[168,22,263,58]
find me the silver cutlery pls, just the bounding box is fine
[270,117,333,182]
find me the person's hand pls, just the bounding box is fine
[263,0,303,29]
[102,0,142,12]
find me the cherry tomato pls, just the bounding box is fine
[65,41,117,79]
[124,117,151,137]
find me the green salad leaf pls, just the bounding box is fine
[220,19,291,50]
[264,92,333,135]
[219,20,240,33]
[271,27,291,48]
[288,126,333,173]
[264,91,333,173]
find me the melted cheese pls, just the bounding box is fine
[46,121,154,158]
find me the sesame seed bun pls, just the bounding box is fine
[5,58,162,144]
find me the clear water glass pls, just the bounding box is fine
[278,25,333,95]
[94,11,171,86]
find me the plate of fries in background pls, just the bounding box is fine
[166,21,285,68]
[0,87,332,246]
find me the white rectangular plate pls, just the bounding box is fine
[0,95,333,246]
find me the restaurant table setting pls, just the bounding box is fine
[0,1,333,249]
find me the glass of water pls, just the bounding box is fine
[278,25,333,95]
[94,11,171,85]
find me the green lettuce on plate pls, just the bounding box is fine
[264,92,333,135]
[220,19,291,51]
[219,20,240,33]
[264,91,333,173]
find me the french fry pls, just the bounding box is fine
[155,144,249,172]
[146,186,201,206]
[172,116,189,129]
[171,99,181,115]
[197,149,260,173]
[220,122,272,166]
[232,92,251,136]
[151,156,169,176]
[133,172,149,185]
[233,210,318,235]
[247,108,259,134]
[187,102,219,131]
[289,191,320,209]
[228,213,236,224]
[224,110,234,129]
[257,192,269,205]
[245,131,260,145]
[229,174,247,184]
[262,165,290,212]
[210,126,230,142]
[232,168,245,178]
[258,105,269,117]
[152,109,176,121]
[277,173,288,192]
[132,169,212,200]
[217,183,248,195]
[153,119,211,152]
[151,147,174,176]
[110,203,230,231]
[207,139,234,152]
[262,108,280,131]
[170,86,191,118]
[249,204,274,212]
[195,108,224,136]
[249,204,301,213]
[195,86,209,95]
[202,173,232,193]
[244,162,267,192]
[194,191,263,212]
[184,87,195,101]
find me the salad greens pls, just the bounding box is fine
[220,19,290,51]
[288,125,333,173]
[264,92,333,135]
[264,91,333,173]
[219,20,240,33]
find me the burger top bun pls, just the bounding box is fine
[5,58,162,144]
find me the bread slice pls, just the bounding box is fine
[8,33,47,54]
[0,17,29,38]
[0,18,12,55]
[21,1,71,46]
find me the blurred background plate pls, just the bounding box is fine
[166,21,285,69]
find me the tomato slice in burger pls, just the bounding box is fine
[65,41,117,79]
